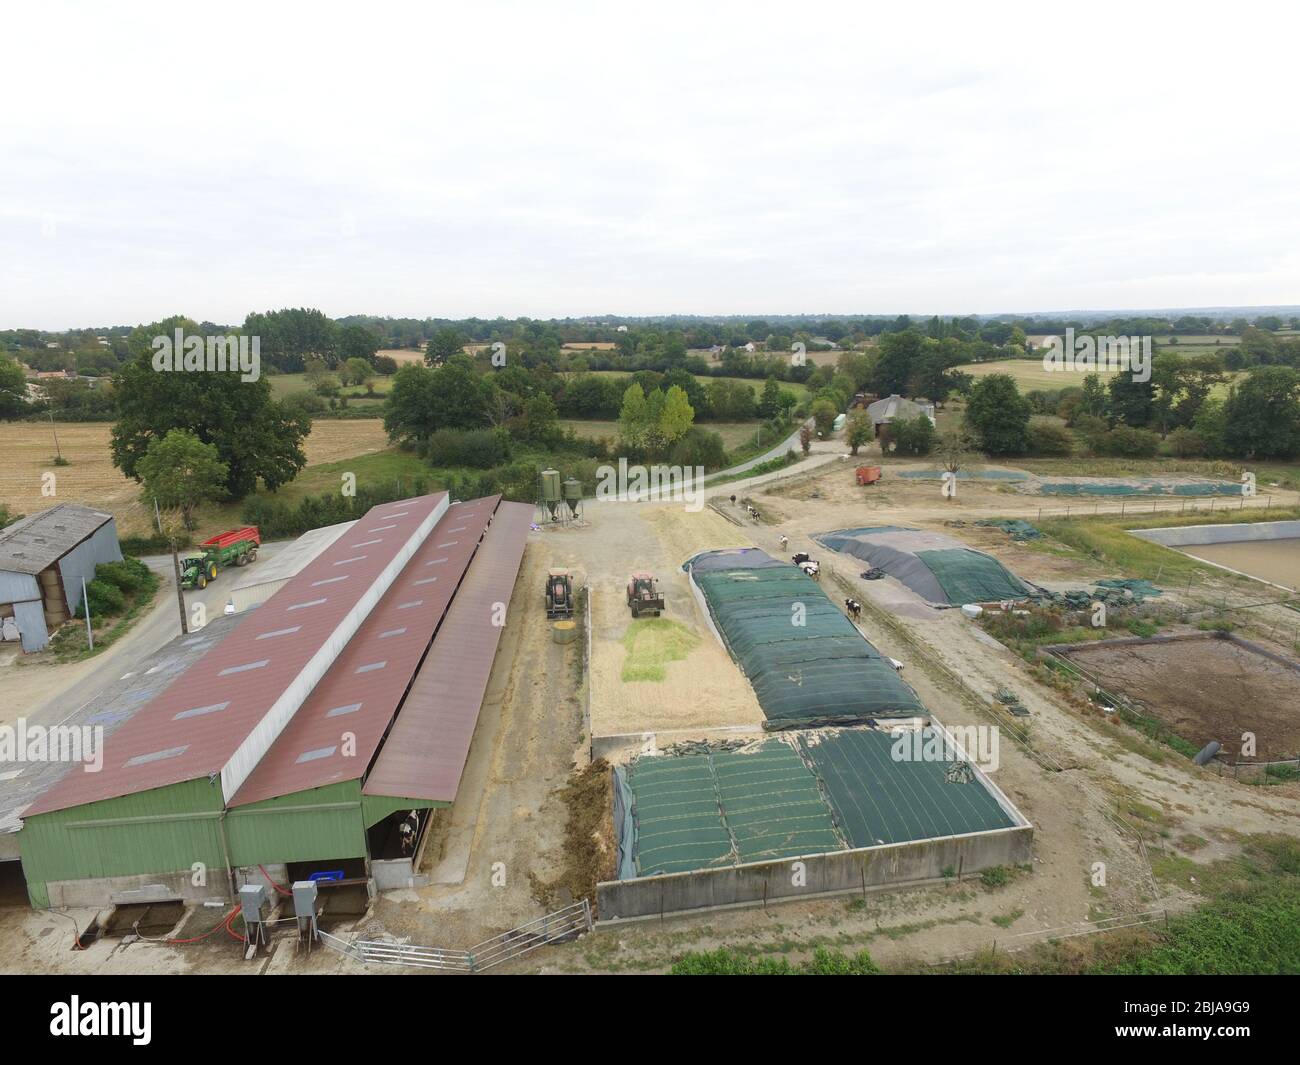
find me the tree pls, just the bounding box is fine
[872,329,925,396]
[136,429,229,530]
[382,360,489,445]
[1222,366,1300,459]
[936,425,980,473]
[965,374,1032,454]
[337,324,379,363]
[618,382,651,450]
[811,398,838,437]
[111,317,310,498]
[845,411,873,455]
[799,425,812,455]
[0,356,30,419]
[890,415,936,456]
[758,377,783,420]
[1108,370,1155,428]
[341,357,374,393]
[425,327,466,365]
[659,385,695,446]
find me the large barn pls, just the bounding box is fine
[7,492,532,909]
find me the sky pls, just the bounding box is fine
[2,1,1298,329]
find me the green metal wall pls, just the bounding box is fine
[20,778,226,908]
[224,782,368,867]
[20,778,454,907]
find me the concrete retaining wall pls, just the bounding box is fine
[1130,519,1300,548]
[597,824,1033,922]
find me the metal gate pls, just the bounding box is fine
[328,899,592,972]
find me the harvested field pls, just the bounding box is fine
[1063,636,1300,761]
[0,420,389,538]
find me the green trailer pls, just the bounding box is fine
[182,526,260,590]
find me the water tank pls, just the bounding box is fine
[540,469,562,503]
[563,477,582,501]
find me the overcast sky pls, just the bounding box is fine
[3,1,1297,329]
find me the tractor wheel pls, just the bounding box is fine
[207,561,218,580]
[197,574,207,590]
[247,548,258,563]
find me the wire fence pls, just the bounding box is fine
[1032,493,1277,523]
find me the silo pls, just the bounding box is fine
[539,468,562,520]
[562,477,582,519]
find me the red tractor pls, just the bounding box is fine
[627,573,665,618]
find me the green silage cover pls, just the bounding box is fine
[799,729,1017,847]
[627,742,845,876]
[693,563,925,729]
[914,548,1031,605]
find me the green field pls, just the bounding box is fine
[267,372,393,401]
[560,418,769,449]
[587,369,809,396]
[965,358,1241,398]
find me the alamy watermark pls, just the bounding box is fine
[0,719,104,773]
[891,723,1000,773]
[151,328,261,382]
[1042,327,1151,383]
[594,458,706,512]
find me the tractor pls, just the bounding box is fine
[182,527,260,590]
[545,568,574,619]
[626,572,665,618]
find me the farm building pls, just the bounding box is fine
[815,526,1033,607]
[5,492,532,909]
[862,394,935,432]
[226,518,357,612]
[0,503,123,652]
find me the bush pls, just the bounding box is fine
[890,415,936,456]
[1092,425,1160,458]
[1165,427,1208,458]
[281,391,327,416]
[669,426,726,470]
[373,355,399,375]
[96,557,153,594]
[1027,421,1073,456]
[424,428,512,469]
[75,578,126,619]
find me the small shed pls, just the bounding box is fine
[0,503,123,652]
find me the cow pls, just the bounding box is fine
[398,810,420,855]
[845,597,861,621]
[779,534,789,550]
[799,560,820,580]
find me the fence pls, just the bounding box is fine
[1042,642,1300,778]
[823,563,1160,894]
[319,899,593,972]
[1032,493,1275,523]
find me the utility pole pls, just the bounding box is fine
[81,576,93,650]
[170,536,189,635]
[49,410,62,463]
[153,496,163,534]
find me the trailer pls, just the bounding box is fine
[856,465,882,486]
[182,526,260,590]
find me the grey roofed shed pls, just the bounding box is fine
[0,503,122,652]
[865,394,930,425]
[0,503,116,574]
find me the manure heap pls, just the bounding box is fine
[816,526,1032,607]
[684,547,924,729]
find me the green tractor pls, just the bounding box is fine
[181,526,260,590]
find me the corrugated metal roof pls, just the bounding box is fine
[0,503,114,575]
[363,501,533,803]
[0,612,246,836]
[228,496,501,806]
[25,493,449,817]
[227,518,357,595]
